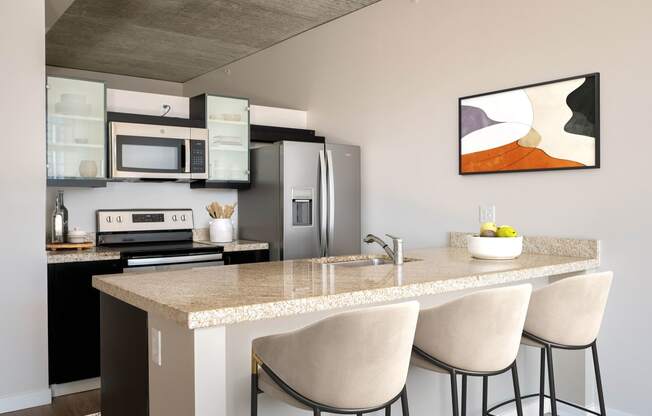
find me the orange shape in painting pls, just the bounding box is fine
[461,140,584,173]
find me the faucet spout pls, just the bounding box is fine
[363,234,404,265]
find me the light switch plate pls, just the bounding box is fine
[479,205,496,224]
[151,327,162,366]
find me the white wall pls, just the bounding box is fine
[0,0,50,412]
[183,1,652,415]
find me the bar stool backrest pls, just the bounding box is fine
[414,284,532,373]
[525,271,613,347]
[253,301,420,409]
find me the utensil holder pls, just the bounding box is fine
[210,219,233,243]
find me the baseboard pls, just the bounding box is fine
[0,388,51,414]
[50,377,101,397]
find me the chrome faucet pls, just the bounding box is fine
[363,234,404,265]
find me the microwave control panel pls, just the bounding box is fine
[190,140,206,173]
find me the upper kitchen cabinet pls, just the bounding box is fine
[190,94,250,188]
[47,76,107,187]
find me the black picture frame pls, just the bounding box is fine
[458,73,600,175]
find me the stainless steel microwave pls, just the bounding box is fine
[109,122,208,181]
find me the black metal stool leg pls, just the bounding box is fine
[482,376,488,416]
[545,345,558,416]
[450,370,460,416]
[539,348,545,416]
[313,409,320,416]
[385,405,391,415]
[511,363,524,416]
[356,413,362,416]
[251,373,258,416]
[400,385,410,416]
[461,374,467,416]
[592,342,607,416]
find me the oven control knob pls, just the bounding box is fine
[116,216,122,223]
[172,215,178,222]
[181,214,186,222]
[106,216,112,223]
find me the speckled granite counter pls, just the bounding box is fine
[47,239,269,264]
[47,246,121,264]
[93,234,599,329]
[194,239,269,252]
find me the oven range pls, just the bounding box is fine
[96,209,223,272]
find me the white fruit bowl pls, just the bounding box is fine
[467,235,523,260]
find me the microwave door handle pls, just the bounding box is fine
[319,150,328,257]
[182,139,190,173]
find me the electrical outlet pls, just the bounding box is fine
[151,328,162,366]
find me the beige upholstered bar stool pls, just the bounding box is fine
[251,301,420,416]
[411,284,533,416]
[488,271,613,416]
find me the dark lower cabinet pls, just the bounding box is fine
[48,260,123,385]
[48,249,267,387]
[223,249,269,265]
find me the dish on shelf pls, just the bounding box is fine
[209,113,242,122]
[55,94,92,116]
[211,135,242,146]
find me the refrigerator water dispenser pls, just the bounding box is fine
[292,188,313,227]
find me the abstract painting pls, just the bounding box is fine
[459,73,600,174]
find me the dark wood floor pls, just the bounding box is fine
[5,390,100,416]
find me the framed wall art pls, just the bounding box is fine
[459,73,600,174]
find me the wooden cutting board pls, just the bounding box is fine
[46,242,94,251]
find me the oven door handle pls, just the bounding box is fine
[127,253,223,267]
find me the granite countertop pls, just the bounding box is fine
[194,239,269,252]
[47,239,269,264]
[93,234,600,329]
[47,246,122,264]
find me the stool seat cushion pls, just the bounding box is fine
[414,285,532,373]
[253,301,419,410]
[524,272,613,347]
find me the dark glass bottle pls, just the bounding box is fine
[51,190,69,243]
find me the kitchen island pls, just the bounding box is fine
[93,233,600,416]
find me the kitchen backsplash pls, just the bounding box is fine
[45,182,237,240]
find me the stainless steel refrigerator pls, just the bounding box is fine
[239,141,361,260]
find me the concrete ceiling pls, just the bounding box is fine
[45,0,380,83]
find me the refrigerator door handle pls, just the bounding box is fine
[319,150,328,257]
[326,149,335,255]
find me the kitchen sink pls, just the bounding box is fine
[317,256,420,267]
[332,258,393,267]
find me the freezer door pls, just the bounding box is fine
[282,141,325,260]
[326,143,361,256]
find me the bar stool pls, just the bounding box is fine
[487,271,613,416]
[250,301,420,415]
[411,284,533,416]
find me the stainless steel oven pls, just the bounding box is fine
[109,122,208,181]
[96,209,224,273]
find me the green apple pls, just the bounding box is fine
[480,222,498,237]
[496,225,518,237]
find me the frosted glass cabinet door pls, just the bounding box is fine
[46,76,107,182]
[206,95,250,182]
